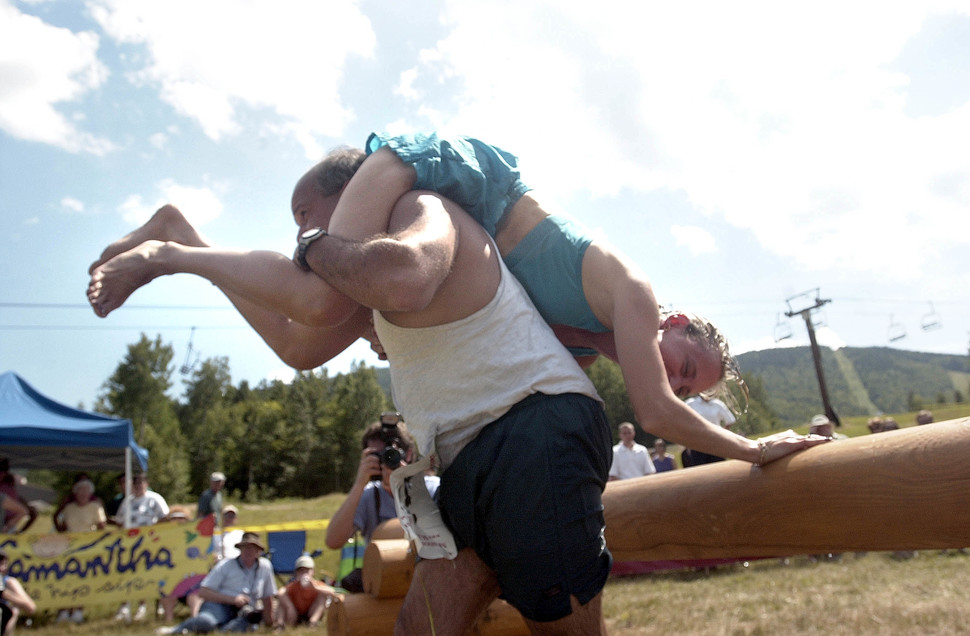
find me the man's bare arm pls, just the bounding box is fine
[302,192,458,315]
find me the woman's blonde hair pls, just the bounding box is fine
[662,309,748,414]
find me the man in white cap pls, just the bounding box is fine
[275,555,340,628]
[808,414,846,440]
[196,472,226,520]
[157,532,276,634]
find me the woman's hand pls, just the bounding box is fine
[755,429,832,466]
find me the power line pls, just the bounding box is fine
[0,302,234,311]
[0,324,247,331]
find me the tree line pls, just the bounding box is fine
[67,333,777,504]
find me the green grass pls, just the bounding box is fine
[22,551,970,635]
[604,551,970,635]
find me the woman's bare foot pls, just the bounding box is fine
[88,204,208,274]
[87,240,170,317]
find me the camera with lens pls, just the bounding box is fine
[370,412,405,480]
[377,445,403,469]
[237,604,263,624]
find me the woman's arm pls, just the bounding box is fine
[588,246,823,464]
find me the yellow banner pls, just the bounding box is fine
[0,517,331,610]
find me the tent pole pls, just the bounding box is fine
[124,448,133,529]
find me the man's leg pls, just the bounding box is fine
[395,548,500,636]
[524,593,607,636]
[177,601,229,633]
[439,394,613,631]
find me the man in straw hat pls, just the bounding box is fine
[157,532,275,634]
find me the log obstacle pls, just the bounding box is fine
[326,589,529,635]
[328,418,970,632]
[362,538,413,598]
[370,518,405,541]
[604,417,970,561]
[329,522,528,634]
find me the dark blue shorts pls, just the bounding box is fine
[438,393,613,622]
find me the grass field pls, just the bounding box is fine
[19,550,970,635]
[14,409,970,635]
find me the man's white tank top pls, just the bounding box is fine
[373,253,601,470]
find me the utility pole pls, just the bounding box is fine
[785,289,841,427]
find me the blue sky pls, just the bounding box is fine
[2,0,969,409]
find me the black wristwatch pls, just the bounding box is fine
[296,227,328,271]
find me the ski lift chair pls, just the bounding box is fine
[773,314,792,342]
[888,315,906,342]
[921,302,942,331]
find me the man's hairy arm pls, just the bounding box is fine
[303,192,458,313]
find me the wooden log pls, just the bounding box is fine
[362,539,414,598]
[370,518,405,541]
[326,594,528,636]
[327,594,401,636]
[603,417,970,561]
[467,599,531,636]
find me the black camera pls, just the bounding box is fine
[238,604,263,624]
[370,412,405,480]
[370,444,404,480]
[378,445,403,469]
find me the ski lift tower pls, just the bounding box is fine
[785,288,841,427]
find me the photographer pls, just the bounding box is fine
[157,532,275,634]
[325,413,440,592]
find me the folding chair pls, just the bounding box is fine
[267,530,322,586]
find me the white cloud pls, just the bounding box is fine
[119,179,223,227]
[670,225,717,255]
[148,131,167,149]
[60,197,85,213]
[399,1,970,284]
[814,325,847,351]
[89,0,377,157]
[395,68,420,101]
[265,366,296,385]
[0,0,114,153]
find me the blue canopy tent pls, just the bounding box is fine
[0,371,148,473]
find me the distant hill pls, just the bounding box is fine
[373,347,970,430]
[737,346,970,427]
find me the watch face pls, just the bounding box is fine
[301,228,322,240]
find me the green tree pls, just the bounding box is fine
[731,373,777,437]
[97,334,189,501]
[278,370,337,498]
[322,362,388,493]
[907,391,924,412]
[225,397,287,500]
[584,357,677,450]
[178,357,233,492]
